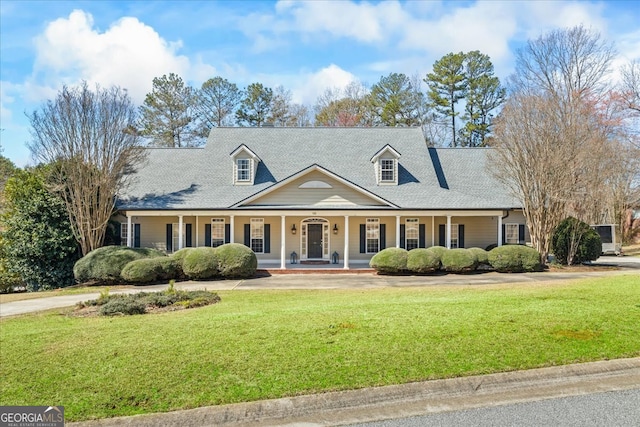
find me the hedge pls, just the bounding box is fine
[121,257,180,284]
[215,243,258,278]
[488,245,542,272]
[406,248,441,273]
[369,247,408,274]
[441,248,478,273]
[468,247,489,265]
[74,246,166,284]
[182,247,219,280]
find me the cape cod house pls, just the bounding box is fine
[116,127,529,269]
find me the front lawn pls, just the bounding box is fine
[1,275,639,421]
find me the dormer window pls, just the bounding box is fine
[230,144,260,185]
[370,144,401,185]
[380,159,395,182]
[237,159,251,182]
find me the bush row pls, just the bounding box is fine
[370,245,541,275]
[74,243,257,285]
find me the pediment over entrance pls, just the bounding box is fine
[234,165,396,208]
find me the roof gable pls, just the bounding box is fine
[233,164,398,208]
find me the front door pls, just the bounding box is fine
[307,224,323,258]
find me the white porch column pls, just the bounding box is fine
[196,216,199,247]
[343,215,350,269]
[178,215,184,250]
[446,215,452,249]
[127,216,132,247]
[395,215,401,248]
[230,215,235,243]
[497,215,503,247]
[431,216,435,247]
[280,215,286,269]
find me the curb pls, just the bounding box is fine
[69,357,640,427]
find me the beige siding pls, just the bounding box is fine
[248,171,385,207]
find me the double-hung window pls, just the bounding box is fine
[120,223,135,246]
[237,159,251,182]
[405,218,419,250]
[250,218,264,253]
[380,159,395,182]
[366,218,380,253]
[450,224,459,249]
[505,223,519,244]
[211,218,225,248]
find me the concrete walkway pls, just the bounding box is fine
[1,262,638,317]
[67,357,640,427]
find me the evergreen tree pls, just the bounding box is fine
[236,83,273,127]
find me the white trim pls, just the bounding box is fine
[231,164,399,208]
[250,218,265,254]
[498,215,503,247]
[446,216,451,249]
[366,218,380,254]
[178,215,184,250]
[395,215,401,248]
[280,216,286,269]
[122,209,505,217]
[230,215,235,243]
[370,144,401,162]
[229,144,260,160]
[298,180,332,189]
[431,216,435,247]
[126,216,132,247]
[344,215,350,269]
[300,217,330,260]
[504,223,519,245]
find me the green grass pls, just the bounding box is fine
[1,275,639,421]
[0,285,127,303]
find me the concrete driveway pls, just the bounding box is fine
[1,256,638,318]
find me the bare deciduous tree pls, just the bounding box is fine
[28,82,145,256]
[490,26,624,263]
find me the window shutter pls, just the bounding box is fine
[114,222,122,246]
[264,224,271,253]
[518,224,526,244]
[502,224,506,244]
[359,224,366,253]
[185,224,192,247]
[438,224,445,247]
[166,224,173,252]
[205,224,212,247]
[225,224,231,244]
[419,224,426,248]
[244,224,250,247]
[380,224,386,250]
[400,225,406,249]
[458,224,465,248]
[134,224,141,248]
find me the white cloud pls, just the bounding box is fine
[29,10,205,103]
[290,64,359,106]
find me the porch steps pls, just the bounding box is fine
[257,268,375,275]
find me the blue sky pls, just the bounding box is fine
[1,0,639,166]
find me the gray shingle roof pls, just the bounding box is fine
[117,127,521,211]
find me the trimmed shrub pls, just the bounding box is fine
[488,245,542,273]
[369,247,408,274]
[121,257,180,284]
[183,247,219,280]
[468,247,489,265]
[74,246,166,285]
[172,247,194,267]
[215,243,258,278]
[427,246,448,263]
[441,248,478,273]
[406,248,441,273]
[552,217,602,265]
[99,297,146,316]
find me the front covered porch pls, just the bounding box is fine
[120,209,524,270]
